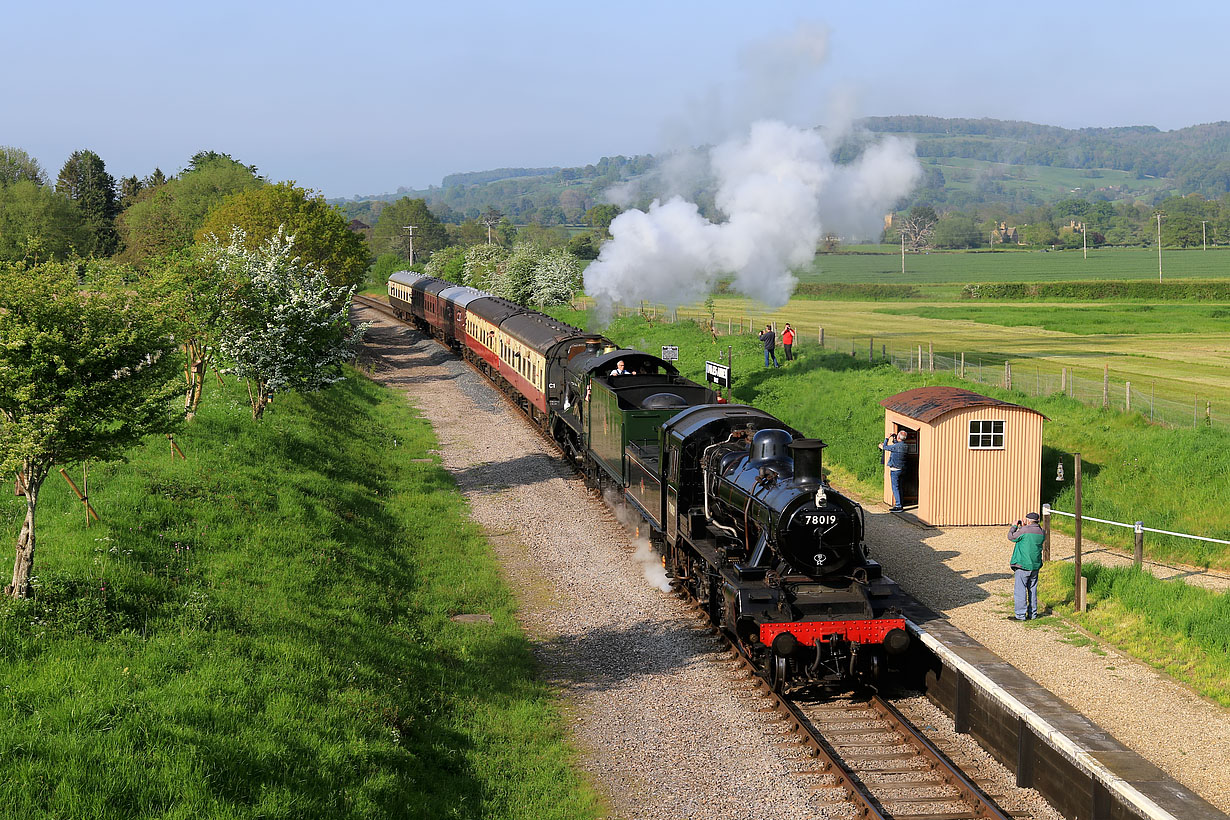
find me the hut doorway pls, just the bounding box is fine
[892,423,920,508]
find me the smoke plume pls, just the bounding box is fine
[583,23,922,319]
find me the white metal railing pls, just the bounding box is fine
[1044,504,1230,546]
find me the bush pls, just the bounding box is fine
[961,280,1230,300]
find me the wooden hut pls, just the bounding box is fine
[879,387,1045,526]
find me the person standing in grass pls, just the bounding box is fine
[759,324,779,368]
[878,430,909,511]
[782,323,795,361]
[1008,512,1045,620]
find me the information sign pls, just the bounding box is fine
[661,345,679,362]
[705,360,731,388]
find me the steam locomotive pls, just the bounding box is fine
[387,271,910,692]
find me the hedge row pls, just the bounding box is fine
[793,282,923,300]
[961,280,1230,300]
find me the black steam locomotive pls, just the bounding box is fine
[388,271,910,692]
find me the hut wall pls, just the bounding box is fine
[925,405,1042,526]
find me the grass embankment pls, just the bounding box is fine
[1038,563,1230,706]
[0,373,599,819]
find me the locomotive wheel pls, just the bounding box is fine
[767,652,788,694]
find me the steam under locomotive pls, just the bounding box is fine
[387,270,910,692]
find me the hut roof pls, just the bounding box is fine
[880,386,1046,424]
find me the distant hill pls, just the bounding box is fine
[335,117,1230,226]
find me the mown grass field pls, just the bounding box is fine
[874,303,1230,335]
[798,246,1230,295]
[665,291,1230,429]
[0,373,599,820]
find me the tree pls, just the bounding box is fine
[584,204,621,233]
[0,261,183,598]
[204,229,367,420]
[566,231,602,260]
[142,250,228,419]
[0,146,46,187]
[531,249,581,307]
[369,198,449,261]
[0,180,91,262]
[931,214,982,249]
[56,149,119,256]
[462,244,507,290]
[424,244,466,284]
[492,243,540,304]
[479,208,504,244]
[898,204,938,250]
[118,155,262,264]
[197,182,370,290]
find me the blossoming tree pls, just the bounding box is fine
[203,228,367,420]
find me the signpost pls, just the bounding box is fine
[661,345,679,362]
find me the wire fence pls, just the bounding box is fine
[615,304,1225,431]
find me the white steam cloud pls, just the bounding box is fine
[584,122,920,314]
[584,21,922,319]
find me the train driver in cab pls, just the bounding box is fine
[609,360,636,376]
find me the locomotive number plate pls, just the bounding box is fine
[801,514,837,525]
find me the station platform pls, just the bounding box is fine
[895,592,1227,820]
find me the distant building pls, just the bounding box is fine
[992,221,1021,244]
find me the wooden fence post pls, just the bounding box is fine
[1005,361,1012,390]
[819,326,824,348]
[1103,364,1109,408]
[917,345,922,372]
[1041,503,1051,562]
[869,337,874,361]
[1061,367,1067,394]
[1134,521,1144,569]
[928,342,934,372]
[960,352,965,379]
[1126,382,1131,413]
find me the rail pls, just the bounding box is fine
[1045,504,1230,546]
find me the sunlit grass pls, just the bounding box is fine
[1039,562,1230,706]
[0,372,599,820]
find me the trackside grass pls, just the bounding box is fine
[0,372,599,820]
[1038,563,1230,706]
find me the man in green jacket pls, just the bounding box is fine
[1008,512,1045,620]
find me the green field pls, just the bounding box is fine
[0,373,598,819]
[797,246,1230,298]
[920,156,1173,202]
[874,304,1230,335]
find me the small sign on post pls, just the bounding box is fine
[705,360,731,389]
[660,345,679,362]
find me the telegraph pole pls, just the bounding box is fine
[402,225,416,264]
[1202,220,1209,251]
[1082,223,1087,260]
[1156,213,1163,282]
[900,231,905,276]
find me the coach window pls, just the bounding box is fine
[968,419,1004,449]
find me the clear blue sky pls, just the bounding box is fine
[6,0,1226,200]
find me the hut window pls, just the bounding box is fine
[968,419,1005,449]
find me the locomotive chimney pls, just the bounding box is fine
[788,439,826,485]
[585,339,600,355]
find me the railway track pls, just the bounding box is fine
[354,293,1025,820]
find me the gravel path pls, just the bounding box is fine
[859,506,1230,813]
[357,311,836,819]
